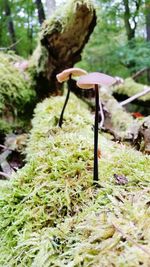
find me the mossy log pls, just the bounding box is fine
[30,0,96,97]
[0,94,150,266]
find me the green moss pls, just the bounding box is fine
[0,94,150,266]
[114,78,150,101]
[29,44,49,76]
[0,52,36,134]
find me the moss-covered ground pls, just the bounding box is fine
[0,94,150,266]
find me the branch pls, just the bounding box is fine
[132,68,148,80]
[0,171,11,180]
[0,38,22,51]
[120,87,150,106]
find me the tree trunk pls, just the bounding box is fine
[27,3,33,55]
[35,0,46,25]
[122,0,135,41]
[4,0,17,51]
[31,0,96,98]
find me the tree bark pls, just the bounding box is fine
[35,0,46,25]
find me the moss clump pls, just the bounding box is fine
[0,52,36,134]
[0,94,150,266]
[114,78,150,101]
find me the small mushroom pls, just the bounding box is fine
[77,72,115,183]
[56,68,87,127]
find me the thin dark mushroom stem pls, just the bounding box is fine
[93,84,99,182]
[58,74,72,128]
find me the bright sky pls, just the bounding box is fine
[42,0,67,6]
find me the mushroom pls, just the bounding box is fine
[56,67,87,127]
[77,72,115,183]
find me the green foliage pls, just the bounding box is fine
[0,0,40,57]
[77,0,150,79]
[0,94,150,266]
[77,3,130,77]
[117,40,150,73]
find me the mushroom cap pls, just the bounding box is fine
[77,72,116,89]
[56,67,87,83]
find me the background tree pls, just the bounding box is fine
[3,0,17,51]
[35,0,46,25]
[0,0,40,56]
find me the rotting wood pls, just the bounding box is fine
[30,0,96,97]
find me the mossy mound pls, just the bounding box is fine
[0,52,36,134]
[0,94,150,266]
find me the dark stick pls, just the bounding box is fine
[93,84,99,182]
[58,75,71,128]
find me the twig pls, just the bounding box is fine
[0,144,13,151]
[120,87,150,106]
[0,171,11,180]
[113,222,150,256]
[132,68,148,80]
[0,38,22,51]
[0,144,8,150]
